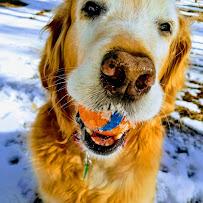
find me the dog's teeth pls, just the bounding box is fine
[115,133,123,139]
[86,127,92,135]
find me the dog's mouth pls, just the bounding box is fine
[76,114,126,156]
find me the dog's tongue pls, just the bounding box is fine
[91,132,115,146]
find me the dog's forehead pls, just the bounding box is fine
[76,0,177,22]
[77,0,177,19]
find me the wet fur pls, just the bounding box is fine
[29,0,191,202]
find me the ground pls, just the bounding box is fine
[0,0,202,202]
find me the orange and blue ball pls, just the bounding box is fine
[78,105,130,136]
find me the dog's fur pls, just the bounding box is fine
[29,0,191,202]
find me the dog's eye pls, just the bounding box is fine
[82,1,106,19]
[159,22,172,34]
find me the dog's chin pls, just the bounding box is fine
[75,114,126,158]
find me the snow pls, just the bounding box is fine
[187,70,203,83]
[177,0,203,17]
[0,132,36,203]
[182,118,203,134]
[176,100,201,113]
[157,126,203,203]
[199,99,203,105]
[0,1,202,203]
[184,88,201,97]
[0,1,58,202]
[185,81,201,89]
[171,112,181,120]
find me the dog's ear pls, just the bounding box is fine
[160,17,191,91]
[159,17,191,92]
[159,17,191,114]
[39,1,72,90]
[39,1,77,137]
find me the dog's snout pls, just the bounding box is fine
[101,51,155,101]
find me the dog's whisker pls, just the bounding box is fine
[48,94,70,113]
[56,87,67,93]
[44,81,67,89]
[60,98,75,111]
[40,74,66,81]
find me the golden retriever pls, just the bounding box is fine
[29,0,191,202]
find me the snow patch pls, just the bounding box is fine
[182,118,203,134]
[176,100,201,113]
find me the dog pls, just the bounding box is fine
[29,0,191,202]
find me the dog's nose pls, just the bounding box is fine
[100,51,155,101]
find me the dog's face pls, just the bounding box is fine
[68,0,178,121]
[40,0,190,157]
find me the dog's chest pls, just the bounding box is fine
[87,164,109,189]
[83,161,155,203]
[85,164,136,202]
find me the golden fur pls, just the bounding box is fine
[29,0,191,202]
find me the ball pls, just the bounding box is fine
[78,105,130,137]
